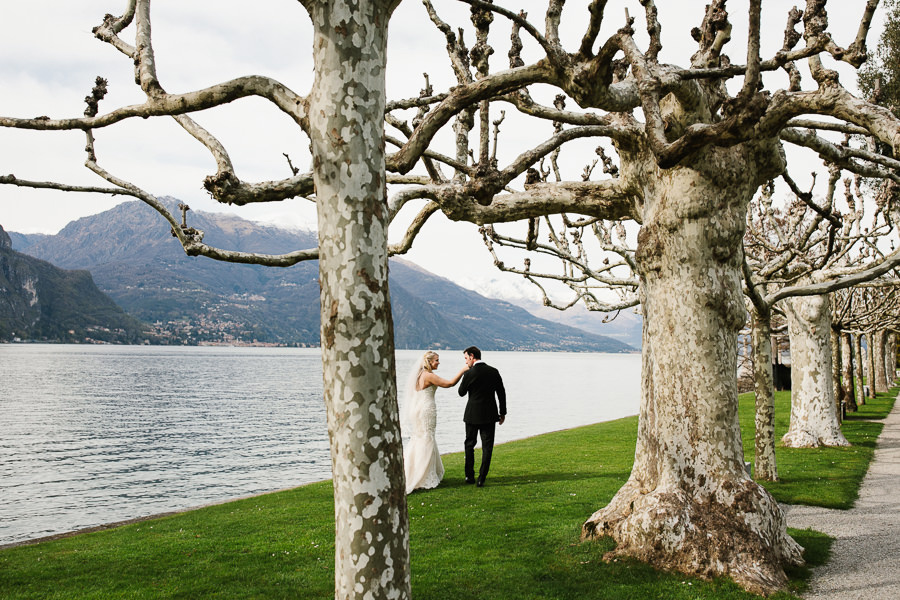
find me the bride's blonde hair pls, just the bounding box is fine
[422,351,439,372]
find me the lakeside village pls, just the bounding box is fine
[5,309,315,348]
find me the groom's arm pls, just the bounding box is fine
[458,370,471,397]
[495,370,506,417]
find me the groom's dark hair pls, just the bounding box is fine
[464,346,481,360]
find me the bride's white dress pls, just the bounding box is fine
[404,385,444,494]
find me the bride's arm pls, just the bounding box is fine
[422,366,468,389]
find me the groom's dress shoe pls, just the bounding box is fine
[465,477,476,484]
[476,479,485,487]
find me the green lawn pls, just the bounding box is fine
[1,388,895,599]
[738,389,895,508]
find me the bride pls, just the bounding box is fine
[402,351,468,494]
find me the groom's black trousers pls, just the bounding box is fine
[464,422,496,482]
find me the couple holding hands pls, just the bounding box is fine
[402,346,506,493]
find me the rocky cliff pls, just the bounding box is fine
[0,224,148,343]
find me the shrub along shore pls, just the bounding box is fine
[1,390,894,599]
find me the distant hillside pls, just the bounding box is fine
[389,260,635,351]
[5,230,51,252]
[0,225,148,343]
[509,298,643,349]
[12,199,634,352]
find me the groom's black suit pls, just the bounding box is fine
[458,361,506,485]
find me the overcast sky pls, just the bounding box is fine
[0,1,885,301]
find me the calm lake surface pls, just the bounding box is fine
[0,344,640,545]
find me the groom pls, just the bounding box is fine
[457,346,506,487]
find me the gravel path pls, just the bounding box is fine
[781,401,900,600]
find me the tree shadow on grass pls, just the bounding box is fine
[480,469,631,488]
[843,425,886,448]
[844,393,897,421]
[435,469,630,490]
[844,411,890,422]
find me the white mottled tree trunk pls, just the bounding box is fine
[831,327,843,420]
[841,331,856,413]
[305,2,409,598]
[888,333,897,386]
[866,329,877,398]
[582,144,802,595]
[781,295,849,447]
[854,333,866,406]
[751,309,778,481]
[875,329,889,392]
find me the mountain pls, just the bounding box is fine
[0,225,148,343]
[507,298,643,349]
[10,199,634,352]
[5,230,51,252]
[388,260,635,351]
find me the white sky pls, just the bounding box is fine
[0,1,885,301]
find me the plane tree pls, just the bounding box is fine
[869,309,900,390]
[831,289,864,413]
[855,286,900,390]
[742,167,900,482]
[828,285,900,412]
[832,283,900,407]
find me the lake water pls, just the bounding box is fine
[0,345,640,546]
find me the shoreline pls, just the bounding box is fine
[0,484,304,552]
[0,417,643,551]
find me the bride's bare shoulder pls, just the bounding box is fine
[419,371,445,391]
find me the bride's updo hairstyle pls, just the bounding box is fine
[421,351,439,372]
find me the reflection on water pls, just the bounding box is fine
[0,345,639,545]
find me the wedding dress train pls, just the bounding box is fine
[404,385,444,493]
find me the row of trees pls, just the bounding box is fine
[832,286,900,413]
[3,0,900,597]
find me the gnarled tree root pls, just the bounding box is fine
[582,479,804,596]
[782,428,851,448]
